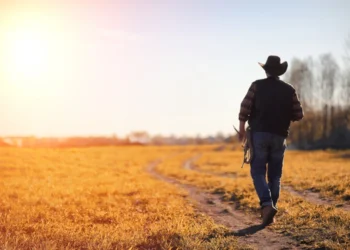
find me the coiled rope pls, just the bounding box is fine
[233,125,253,168]
[241,127,253,168]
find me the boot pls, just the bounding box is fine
[260,207,276,224]
[261,205,277,226]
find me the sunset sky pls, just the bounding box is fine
[1,1,349,137]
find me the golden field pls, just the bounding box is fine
[0,145,349,249]
[0,147,238,249]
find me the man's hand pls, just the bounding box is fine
[239,130,246,142]
[239,121,246,143]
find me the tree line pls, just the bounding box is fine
[285,37,350,149]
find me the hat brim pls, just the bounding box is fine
[259,61,288,76]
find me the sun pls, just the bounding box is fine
[0,10,65,93]
[6,28,51,79]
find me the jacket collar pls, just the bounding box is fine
[267,76,280,80]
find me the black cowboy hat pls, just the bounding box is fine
[258,55,288,76]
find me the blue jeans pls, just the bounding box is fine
[250,132,286,208]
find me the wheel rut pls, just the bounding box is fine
[147,159,300,250]
[185,156,350,212]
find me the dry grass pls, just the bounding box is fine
[194,147,350,202]
[283,150,350,202]
[1,145,349,249]
[156,146,350,249]
[0,146,238,249]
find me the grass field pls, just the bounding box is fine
[156,146,350,249]
[193,147,350,203]
[0,147,239,249]
[0,146,349,249]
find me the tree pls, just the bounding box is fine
[318,54,339,138]
[285,58,314,146]
[344,34,350,63]
[343,35,350,126]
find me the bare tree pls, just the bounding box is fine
[342,35,350,128]
[318,54,339,139]
[283,34,350,149]
[285,58,315,147]
[344,34,350,64]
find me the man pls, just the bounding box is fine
[238,55,304,226]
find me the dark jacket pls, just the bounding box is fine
[239,76,303,137]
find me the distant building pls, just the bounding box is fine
[2,137,22,147]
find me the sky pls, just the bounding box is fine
[0,0,350,137]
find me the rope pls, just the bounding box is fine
[241,127,253,168]
[233,125,254,168]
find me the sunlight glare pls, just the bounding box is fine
[1,11,68,95]
[7,28,50,79]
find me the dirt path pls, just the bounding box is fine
[183,157,237,178]
[281,186,350,211]
[147,161,300,250]
[185,157,350,212]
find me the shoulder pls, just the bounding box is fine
[278,79,296,92]
[253,78,267,85]
[250,78,265,88]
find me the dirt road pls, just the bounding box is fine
[147,159,300,250]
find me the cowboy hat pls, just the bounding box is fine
[258,55,288,76]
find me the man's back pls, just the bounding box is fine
[250,77,296,137]
[239,76,303,137]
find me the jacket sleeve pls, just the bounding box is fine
[239,82,257,122]
[291,90,304,121]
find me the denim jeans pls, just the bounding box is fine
[250,132,286,208]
